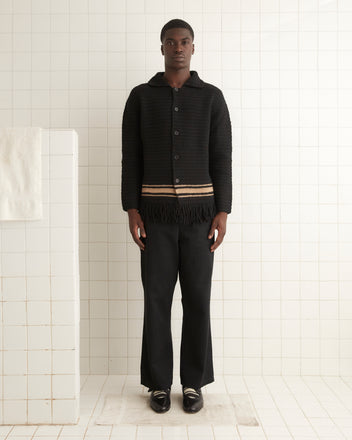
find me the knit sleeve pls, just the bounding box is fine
[121,87,143,211]
[209,89,232,214]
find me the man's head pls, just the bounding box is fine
[160,19,194,43]
[160,19,195,71]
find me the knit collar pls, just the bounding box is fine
[148,70,204,88]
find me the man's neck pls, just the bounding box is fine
[163,68,191,88]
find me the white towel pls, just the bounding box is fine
[0,127,42,220]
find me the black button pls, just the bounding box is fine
[174,106,179,111]
[174,130,179,135]
[174,154,179,160]
[175,178,180,183]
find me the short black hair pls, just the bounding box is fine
[160,19,194,42]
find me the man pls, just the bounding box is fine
[121,19,232,414]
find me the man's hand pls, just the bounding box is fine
[208,211,228,252]
[128,208,146,251]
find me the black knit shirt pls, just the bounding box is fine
[121,70,232,224]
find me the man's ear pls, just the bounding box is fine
[161,44,164,55]
[192,43,195,55]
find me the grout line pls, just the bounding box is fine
[82,374,110,440]
[279,0,282,377]
[321,376,352,439]
[301,375,349,439]
[317,0,321,379]
[264,375,302,439]
[26,0,33,426]
[49,0,53,426]
[1,168,6,429]
[1,2,12,430]
[106,0,110,378]
[243,376,269,440]
[87,0,91,377]
[336,0,341,379]
[239,0,244,383]
[259,0,263,377]
[225,376,244,440]
[282,375,323,439]
[109,373,129,440]
[340,376,352,393]
[298,0,302,377]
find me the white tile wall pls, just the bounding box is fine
[0,129,80,424]
[1,0,352,388]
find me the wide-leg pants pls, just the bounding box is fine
[139,219,215,390]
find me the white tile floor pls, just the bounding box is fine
[1,375,352,440]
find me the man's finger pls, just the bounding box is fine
[139,224,147,238]
[210,239,219,252]
[135,235,145,250]
[208,223,217,239]
[132,231,145,250]
[210,231,224,252]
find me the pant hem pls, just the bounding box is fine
[181,377,215,389]
[141,381,173,391]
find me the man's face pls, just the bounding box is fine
[161,27,194,70]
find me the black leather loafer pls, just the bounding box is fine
[182,386,203,413]
[149,388,171,413]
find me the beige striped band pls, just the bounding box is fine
[141,183,214,198]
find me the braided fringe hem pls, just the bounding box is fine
[139,199,217,225]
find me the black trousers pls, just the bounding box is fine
[139,219,215,390]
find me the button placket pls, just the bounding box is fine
[172,87,181,187]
